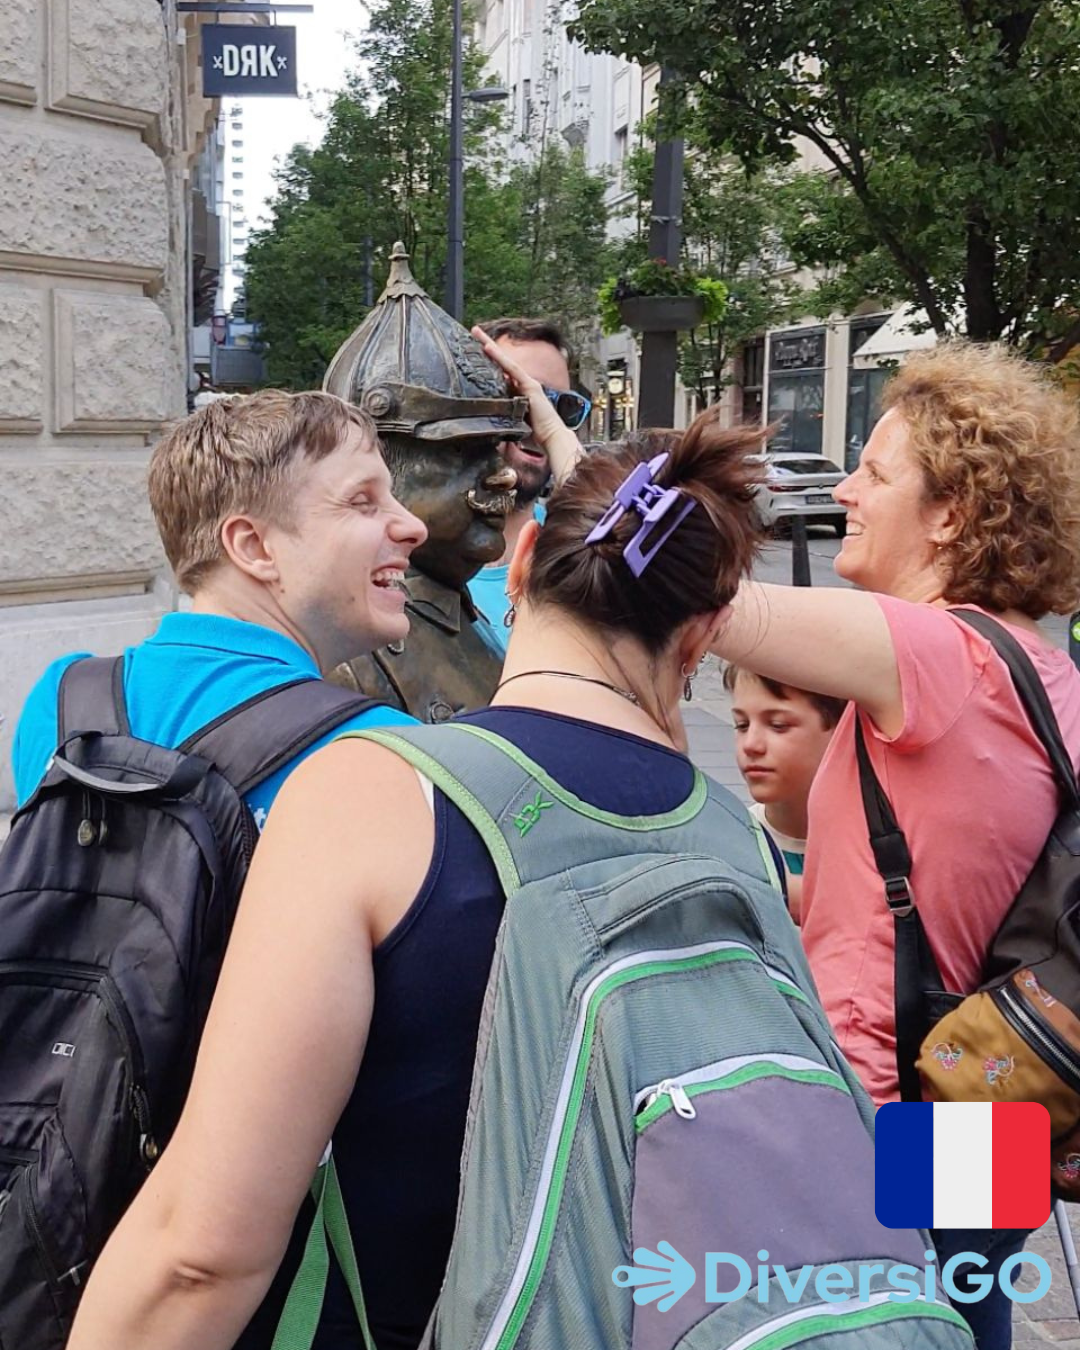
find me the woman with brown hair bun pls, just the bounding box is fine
[66,405,797,1350]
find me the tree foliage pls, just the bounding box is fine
[571,0,1080,356]
[244,0,612,389]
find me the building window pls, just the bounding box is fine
[232,172,243,179]
[231,156,244,164]
[521,79,532,133]
[766,327,826,455]
[614,125,628,167]
[845,315,889,471]
[740,337,765,426]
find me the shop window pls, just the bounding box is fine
[845,316,889,471]
[766,328,825,455]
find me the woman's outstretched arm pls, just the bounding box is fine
[711,583,904,736]
[67,738,434,1350]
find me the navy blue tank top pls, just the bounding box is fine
[313,707,696,1350]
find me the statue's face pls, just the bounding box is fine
[392,437,518,591]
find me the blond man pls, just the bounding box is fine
[13,390,426,824]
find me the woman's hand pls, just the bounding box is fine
[472,325,583,487]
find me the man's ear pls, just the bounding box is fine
[219,514,279,584]
[507,517,542,602]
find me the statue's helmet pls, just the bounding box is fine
[323,242,529,443]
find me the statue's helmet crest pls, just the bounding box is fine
[323,242,529,444]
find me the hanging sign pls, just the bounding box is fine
[202,25,298,97]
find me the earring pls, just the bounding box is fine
[503,603,516,629]
[680,661,693,702]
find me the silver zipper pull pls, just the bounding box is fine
[657,1078,697,1120]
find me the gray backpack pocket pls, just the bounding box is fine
[627,1055,969,1350]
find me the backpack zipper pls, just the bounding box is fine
[721,1291,969,1349]
[0,961,158,1163]
[992,981,1080,1095]
[25,1170,62,1288]
[634,1053,844,1124]
[479,940,800,1350]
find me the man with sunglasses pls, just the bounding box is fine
[469,318,591,641]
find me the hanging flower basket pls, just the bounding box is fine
[597,261,726,337]
[617,294,705,333]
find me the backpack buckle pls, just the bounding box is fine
[884,876,915,917]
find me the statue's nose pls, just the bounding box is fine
[485,463,517,492]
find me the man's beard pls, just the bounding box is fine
[505,445,549,507]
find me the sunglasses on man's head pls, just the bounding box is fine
[542,386,592,431]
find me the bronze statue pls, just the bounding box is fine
[323,243,529,720]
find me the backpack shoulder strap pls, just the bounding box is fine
[854,713,945,1103]
[348,721,727,894]
[951,607,1080,805]
[57,655,129,739]
[179,680,383,797]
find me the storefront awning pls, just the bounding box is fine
[853,306,938,366]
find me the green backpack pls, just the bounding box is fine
[340,723,975,1350]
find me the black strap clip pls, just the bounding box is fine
[884,875,915,916]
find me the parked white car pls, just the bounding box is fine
[753,453,847,537]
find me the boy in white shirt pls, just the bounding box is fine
[724,664,846,921]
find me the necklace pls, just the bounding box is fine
[494,669,641,707]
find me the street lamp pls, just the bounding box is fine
[637,69,686,428]
[447,0,509,320]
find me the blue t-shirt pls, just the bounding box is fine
[12,611,415,823]
[467,501,546,647]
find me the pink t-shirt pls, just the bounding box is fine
[801,597,1080,1106]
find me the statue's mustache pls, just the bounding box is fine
[467,488,516,517]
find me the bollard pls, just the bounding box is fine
[791,515,812,587]
[1070,612,1080,673]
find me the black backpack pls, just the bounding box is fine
[0,656,378,1348]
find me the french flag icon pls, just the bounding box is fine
[875,1101,1050,1229]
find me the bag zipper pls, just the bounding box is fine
[479,940,802,1350]
[0,960,158,1164]
[992,981,1080,1096]
[634,1052,845,1125]
[722,1291,969,1349]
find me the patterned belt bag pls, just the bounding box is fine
[857,608,1080,1200]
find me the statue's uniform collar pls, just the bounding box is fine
[402,570,481,635]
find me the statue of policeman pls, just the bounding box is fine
[323,242,528,721]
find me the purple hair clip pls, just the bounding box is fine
[584,451,697,577]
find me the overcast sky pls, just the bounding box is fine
[240,0,366,228]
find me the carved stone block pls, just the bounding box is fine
[0,460,164,593]
[0,286,44,431]
[0,132,167,279]
[48,0,167,129]
[54,291,172,433]
[0,0,39,106]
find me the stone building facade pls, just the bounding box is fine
[0,0,223,809]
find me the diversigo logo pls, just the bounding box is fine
[612,1243,1052,1311]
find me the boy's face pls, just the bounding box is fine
[731,674,836,814]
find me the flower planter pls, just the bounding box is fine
[617,294,705,333]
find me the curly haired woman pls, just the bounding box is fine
[713,342,1080,1350]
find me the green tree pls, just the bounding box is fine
[572,0,1080,357]
[244,0,612,389]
